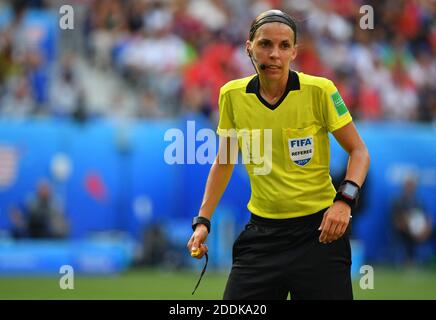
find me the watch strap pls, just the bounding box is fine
[192,216,211,234]
[334,180,361,209]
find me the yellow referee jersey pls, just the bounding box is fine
[217,70,352,219]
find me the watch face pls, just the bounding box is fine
[342,183,359,199]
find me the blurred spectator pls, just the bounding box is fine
[50,54,85,119]
[355,80,382,121]
[180,84,211,118]
[294,33,329,77]
[186,0,229,33]
[71,93,89,124]
[0,75,35,118]
[25,179,69,239]
[382,60,419,121]
[182,39,241,118]
[8,206,28,239]
[140,223,168,267]
[0,0,434,122]
[409,50,436,122]
[391,175,433,264]
[86,0,126,69]
[136,90,165,118]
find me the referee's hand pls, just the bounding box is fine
[187,224,209,259]
[318,201,351,244]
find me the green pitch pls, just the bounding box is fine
[0,266,435,300]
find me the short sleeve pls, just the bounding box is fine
[322,80,353,132]
[216,87,237,137]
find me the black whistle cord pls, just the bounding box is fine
[192,252,208,295]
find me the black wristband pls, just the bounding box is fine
[334,180,361,209]
[334,192,356,209]
[192,216,211,234]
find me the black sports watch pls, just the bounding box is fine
[192,216,211,234]
[334,180,361,209]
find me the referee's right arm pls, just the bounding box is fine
[187,136,237,259]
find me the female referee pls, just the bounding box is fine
[187,9,370,300]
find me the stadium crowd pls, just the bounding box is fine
[0,0,435,123]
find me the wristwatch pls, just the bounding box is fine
[334,180,361,209]
[192,216,211,234]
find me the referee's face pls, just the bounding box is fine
[247,22,297,79]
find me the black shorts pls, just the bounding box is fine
[223,208,353,300]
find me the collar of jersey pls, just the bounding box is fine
[246,70,300,110]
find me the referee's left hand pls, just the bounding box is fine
[318,201,351,244]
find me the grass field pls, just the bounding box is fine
[0,266,435,300]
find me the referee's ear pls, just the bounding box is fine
[245,40,252,56]
[289,44,298,61]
